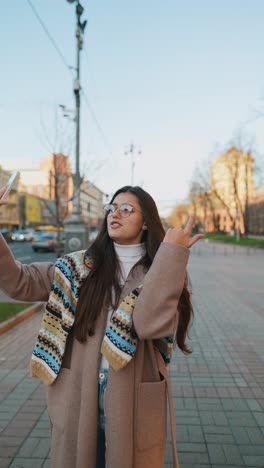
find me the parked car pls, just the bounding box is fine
[11,229,35,241]
[0,229,13,243]
[32,233,57,252]
[32,232,65,252]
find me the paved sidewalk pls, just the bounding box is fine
[0,243,264,467]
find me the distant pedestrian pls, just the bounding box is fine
[0,185,203,468]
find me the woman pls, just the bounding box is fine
[0,185,203,468]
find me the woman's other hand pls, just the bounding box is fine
[163,215,204,248]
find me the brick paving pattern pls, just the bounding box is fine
[0,241,263,467]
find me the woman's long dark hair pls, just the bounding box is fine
[74,185,193,354]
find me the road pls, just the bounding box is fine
[0,242,57,303]
[8,241,57,264]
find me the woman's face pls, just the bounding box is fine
[107,192,145,245]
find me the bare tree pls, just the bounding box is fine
[168,203,189,229]
[35,107,107,253]
[35,108,75,256]
[191,163,220,232]
[211,189,236,230]
[223,132,257,235]
[189,153,248,233]
[187,129,261,236]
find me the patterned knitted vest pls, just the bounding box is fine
[30,251,174,385]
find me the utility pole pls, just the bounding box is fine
[64,0,87,253]
[124,144,141,186]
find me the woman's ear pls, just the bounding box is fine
[142,223,147,230]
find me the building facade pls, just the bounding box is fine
[210,147,256,233]
[40,153,73,221]
[248,191,264,235]
[16,153,73,227]
[1,155,105,231]
[0,166,20,229]
[80,179,104,230]
[168,147,263,236]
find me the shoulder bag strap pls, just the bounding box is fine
[156,350,180,468]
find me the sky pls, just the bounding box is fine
[1,0,264,215]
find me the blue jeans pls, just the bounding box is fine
[96,369,108,468]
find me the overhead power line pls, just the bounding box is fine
[83,47,98,93]
[26,0,73,76]
[27,0,114,160]
[82,91,114,158]
[82,47,114,158]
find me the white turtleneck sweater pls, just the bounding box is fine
[100,242,145,370]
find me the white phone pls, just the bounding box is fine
[0,171,20,200]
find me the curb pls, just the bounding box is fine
[204,239,264,250]
[0,302,45,335]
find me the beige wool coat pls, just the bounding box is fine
[0,235,190,468]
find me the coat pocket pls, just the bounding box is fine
[136,378,167,451]
[46,368,70,432]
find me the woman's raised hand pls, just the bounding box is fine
[163,215,204,248]
[0,187,8,207]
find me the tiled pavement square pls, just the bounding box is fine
[1,242,264,467]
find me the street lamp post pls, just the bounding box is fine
[64,0,87,253]
[124,144,141,186]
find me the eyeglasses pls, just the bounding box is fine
[103,203,138,218]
